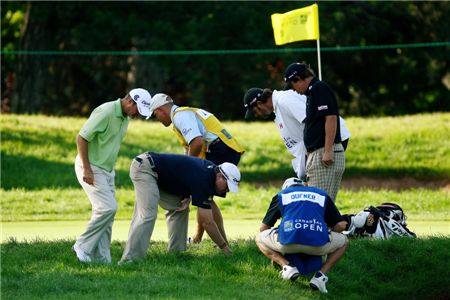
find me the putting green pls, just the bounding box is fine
[1,219,448,242]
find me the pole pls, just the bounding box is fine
[316,39,322,80]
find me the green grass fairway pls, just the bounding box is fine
[2,113,450,299]
[2,238,450,300]
[2,219,448,243]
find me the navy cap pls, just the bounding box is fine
[284,62,307,82]
[243,88,263,120]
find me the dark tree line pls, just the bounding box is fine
[1,1,449,118]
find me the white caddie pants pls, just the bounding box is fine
[74,155,117,263]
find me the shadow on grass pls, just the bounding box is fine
[1,152,132,190]
[2,151,448,190]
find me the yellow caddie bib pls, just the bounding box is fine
[172,107,245,159]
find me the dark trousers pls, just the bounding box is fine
[206,139,241,166]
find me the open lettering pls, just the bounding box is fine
[294,222,323,232]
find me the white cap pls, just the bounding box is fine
[282,177,305,190]
[218,162,241,193]
[129,88,152,119]
[149,93,173,116]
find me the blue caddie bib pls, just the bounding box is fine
[278,186,329,246]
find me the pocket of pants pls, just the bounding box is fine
[129,159,142,180]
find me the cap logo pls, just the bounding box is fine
[286,71,298,81]
[219,166,240,183]
[142,100,150,106]
[134,95,140,101]
[247,93,261,107]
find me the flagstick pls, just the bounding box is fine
[316,39,322,80]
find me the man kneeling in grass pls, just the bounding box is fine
[256,178,348,294]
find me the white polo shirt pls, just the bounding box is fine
[272,89,308,178]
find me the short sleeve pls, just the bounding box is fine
[191,193,212,209]
[262,194,282,227]
[173,111,203,144]
[310,82,338,117]
[324,198,344,228]
[79,107,109,142]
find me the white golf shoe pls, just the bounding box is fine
[280,265,300,281]
[310,272,328,293]
[72,244,92,263]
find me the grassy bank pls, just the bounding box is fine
[1,113,449,190]
[2,238,450,300]
[1,113,449,299]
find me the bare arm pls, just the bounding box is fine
[187,136,204,157]
[259,223,271,232]
[76,134,94,185]
[332,221,347,233]
[198,207,232,255]
[322,115,337,167]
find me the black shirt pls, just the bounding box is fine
[149,152,218,209]
[303,77,341,152]
[262,188,344,229]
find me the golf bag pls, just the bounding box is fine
[343,202,416,239]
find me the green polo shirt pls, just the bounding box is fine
[79,99,129,172]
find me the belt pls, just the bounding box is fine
[307,143,343,154]
[135,152,156,170]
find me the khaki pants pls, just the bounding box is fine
[257,228,347,256]
[74,155,117,263]
[306,143,345,202]
[120,153,189,262]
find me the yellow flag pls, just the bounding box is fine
[271,4,319,45]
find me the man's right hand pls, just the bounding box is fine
[83,169,94,185]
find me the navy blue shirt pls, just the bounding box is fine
[149,152,217,209]
[303,77,341,152]
[262,185,343,229]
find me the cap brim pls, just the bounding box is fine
[137,105,151,120]
[244,109,253,121]
[227,180,239,193]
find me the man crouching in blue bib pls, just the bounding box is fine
[256,177,348,294]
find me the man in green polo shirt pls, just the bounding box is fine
[73,88,151,264]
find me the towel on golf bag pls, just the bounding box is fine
[343,202,416,239]
[285,253,322,275]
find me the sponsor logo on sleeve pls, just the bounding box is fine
[182,128,192,136]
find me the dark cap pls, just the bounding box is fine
[243,88,263,120]
[284,62,307,82]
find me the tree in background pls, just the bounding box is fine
[1,1,449,117]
